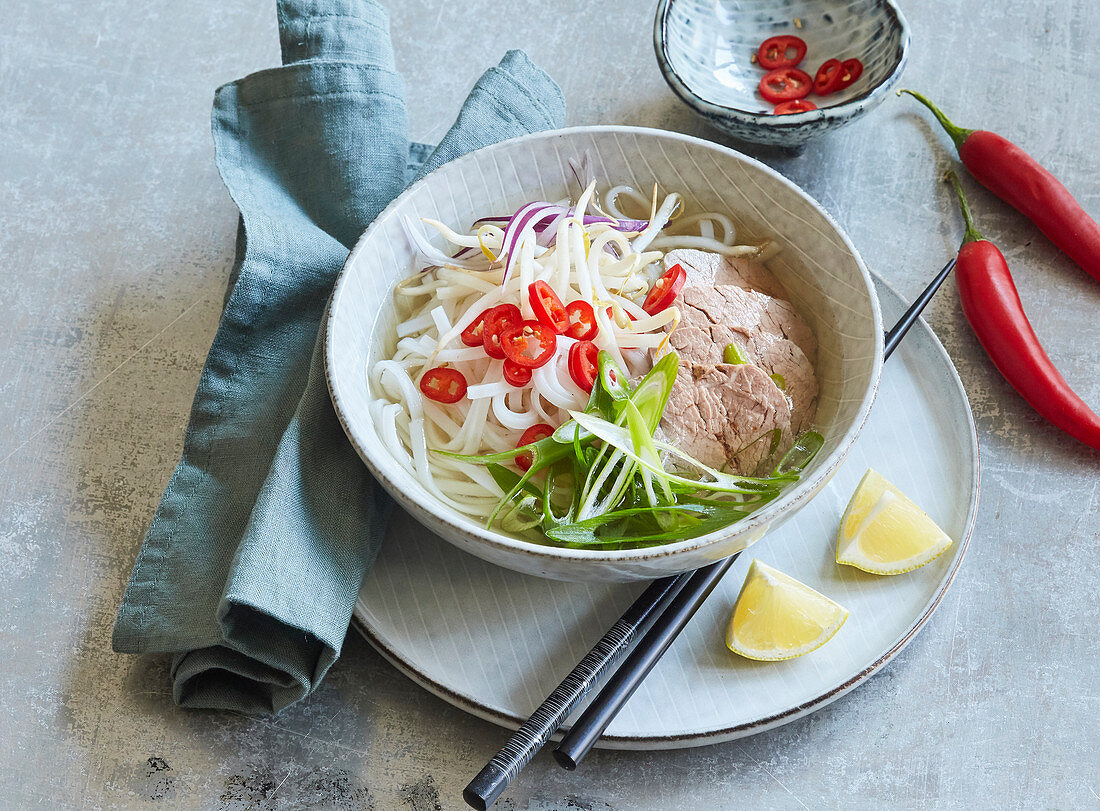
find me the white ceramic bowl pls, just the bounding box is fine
[326,126,882,582]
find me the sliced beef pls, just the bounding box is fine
[655,248,820,473]
[664,248,788,301]
[672,282,816,363]
[661,363,793,476]
[668,284,818,436]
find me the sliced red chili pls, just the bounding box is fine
[774,99,818,115]
[564,299,598,340]
[461,307,494,347]
[757,35,807,69]
[568,340,599,394]
[837,58,863,90]
[642,262,687,315]
[499,320,557,368]
[503,359,532,387]
[419,366,467,404]
[813,59,843,96]
[482,303,522,359]
[758,67,812,103]
[515,423,554,471]
[529,281,568,333]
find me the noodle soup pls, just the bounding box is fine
[367,176,821,549]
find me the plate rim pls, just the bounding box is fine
[351,273,980,750]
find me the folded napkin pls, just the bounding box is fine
[112,0,565,714]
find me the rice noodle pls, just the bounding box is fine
[646,235,768,257]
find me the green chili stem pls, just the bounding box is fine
[898,89,974,153]
[945,170,985,245]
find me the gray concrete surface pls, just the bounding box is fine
[2,0,1098,808]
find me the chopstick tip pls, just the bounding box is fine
[551,748,579,771]
[462,786,490,811]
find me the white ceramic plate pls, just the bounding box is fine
[352,276,979,748]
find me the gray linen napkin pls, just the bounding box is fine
[112,0,564,713]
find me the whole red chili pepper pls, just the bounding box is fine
[903,90,1100,285]
[946,171,1100,450]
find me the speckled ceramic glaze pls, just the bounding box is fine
[325,126,883,582]
[655,0,910,148]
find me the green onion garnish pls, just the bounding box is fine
[435,350,821,549]
[723,342,748,364]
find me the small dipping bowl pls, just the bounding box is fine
[654,0,910,150]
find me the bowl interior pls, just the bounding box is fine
[327,127,881,568]
[662,0,906,114]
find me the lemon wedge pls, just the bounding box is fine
[725,560,849,661]
[836,469,953,575]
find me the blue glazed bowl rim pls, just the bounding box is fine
[653,0,911,127]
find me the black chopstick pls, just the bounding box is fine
[552,256,958,770]
[552,554,738,769]
[883,257,956,361]
[463,571,693,810]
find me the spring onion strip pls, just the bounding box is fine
[569,410,783,494]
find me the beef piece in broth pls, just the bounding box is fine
[664,247,789,300]
[662,363,793,475]
[657,249,820,475]
[669,285,818,436]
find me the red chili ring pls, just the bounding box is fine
[419,366,467,404]
[529,280,568,334]
[460,307,494,347]
[515,422,555,471]
[564,299,599,340]
[813,59,843,96]
[774,99,818,115]
[837,58,864,90]
[757,35,807,70]
[481,303,522,359]
[503,359,532,387]
[758,67,813,103]
[642,262,687,315]
[499,319,557,369]
[567,340,600,394]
